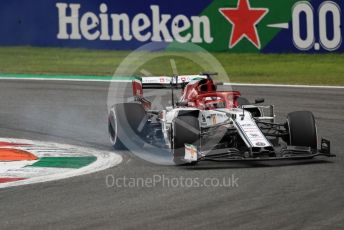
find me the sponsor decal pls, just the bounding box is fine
[56,3,213,44]
[241,123,253,127]
[211,114,217,125]
[255,142,266,147]
[184,144,198,162]
[219,0,268,49]
[235,114,271,147]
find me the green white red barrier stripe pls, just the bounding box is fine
[0,138,122,188]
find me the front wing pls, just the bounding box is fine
[184,138,335,163]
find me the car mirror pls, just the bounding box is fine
[254,98,265,104]
[176,101,188,107]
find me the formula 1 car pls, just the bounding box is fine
[108,73,335,165]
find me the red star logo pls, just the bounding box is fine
[219,0,268,49]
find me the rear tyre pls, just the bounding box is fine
[286,111,317,150]
[108,113,125,149]
[108,103,146,150]
[172,111,200,165]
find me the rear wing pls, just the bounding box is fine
[131,74,212,109]
[141,75,207,89]
[132,75,207,97]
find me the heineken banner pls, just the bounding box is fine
[0,0,343,52]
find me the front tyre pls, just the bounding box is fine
[286,111,317,151]
[172,111,200,165]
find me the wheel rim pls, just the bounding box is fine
[287,118,291,145]
[109,110,118,145]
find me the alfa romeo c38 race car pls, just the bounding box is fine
[108,73,335,165]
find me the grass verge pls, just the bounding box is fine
[0,46,343,85]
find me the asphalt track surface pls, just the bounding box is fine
[0,80,343,230]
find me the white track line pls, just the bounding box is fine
[226,83,344,89]
[0,77,132,83]
[0,76,343,89]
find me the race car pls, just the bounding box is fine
[108,73,335,165]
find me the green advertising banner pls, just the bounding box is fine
[0,0,343,53]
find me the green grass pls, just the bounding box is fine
[0,46,343,85]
